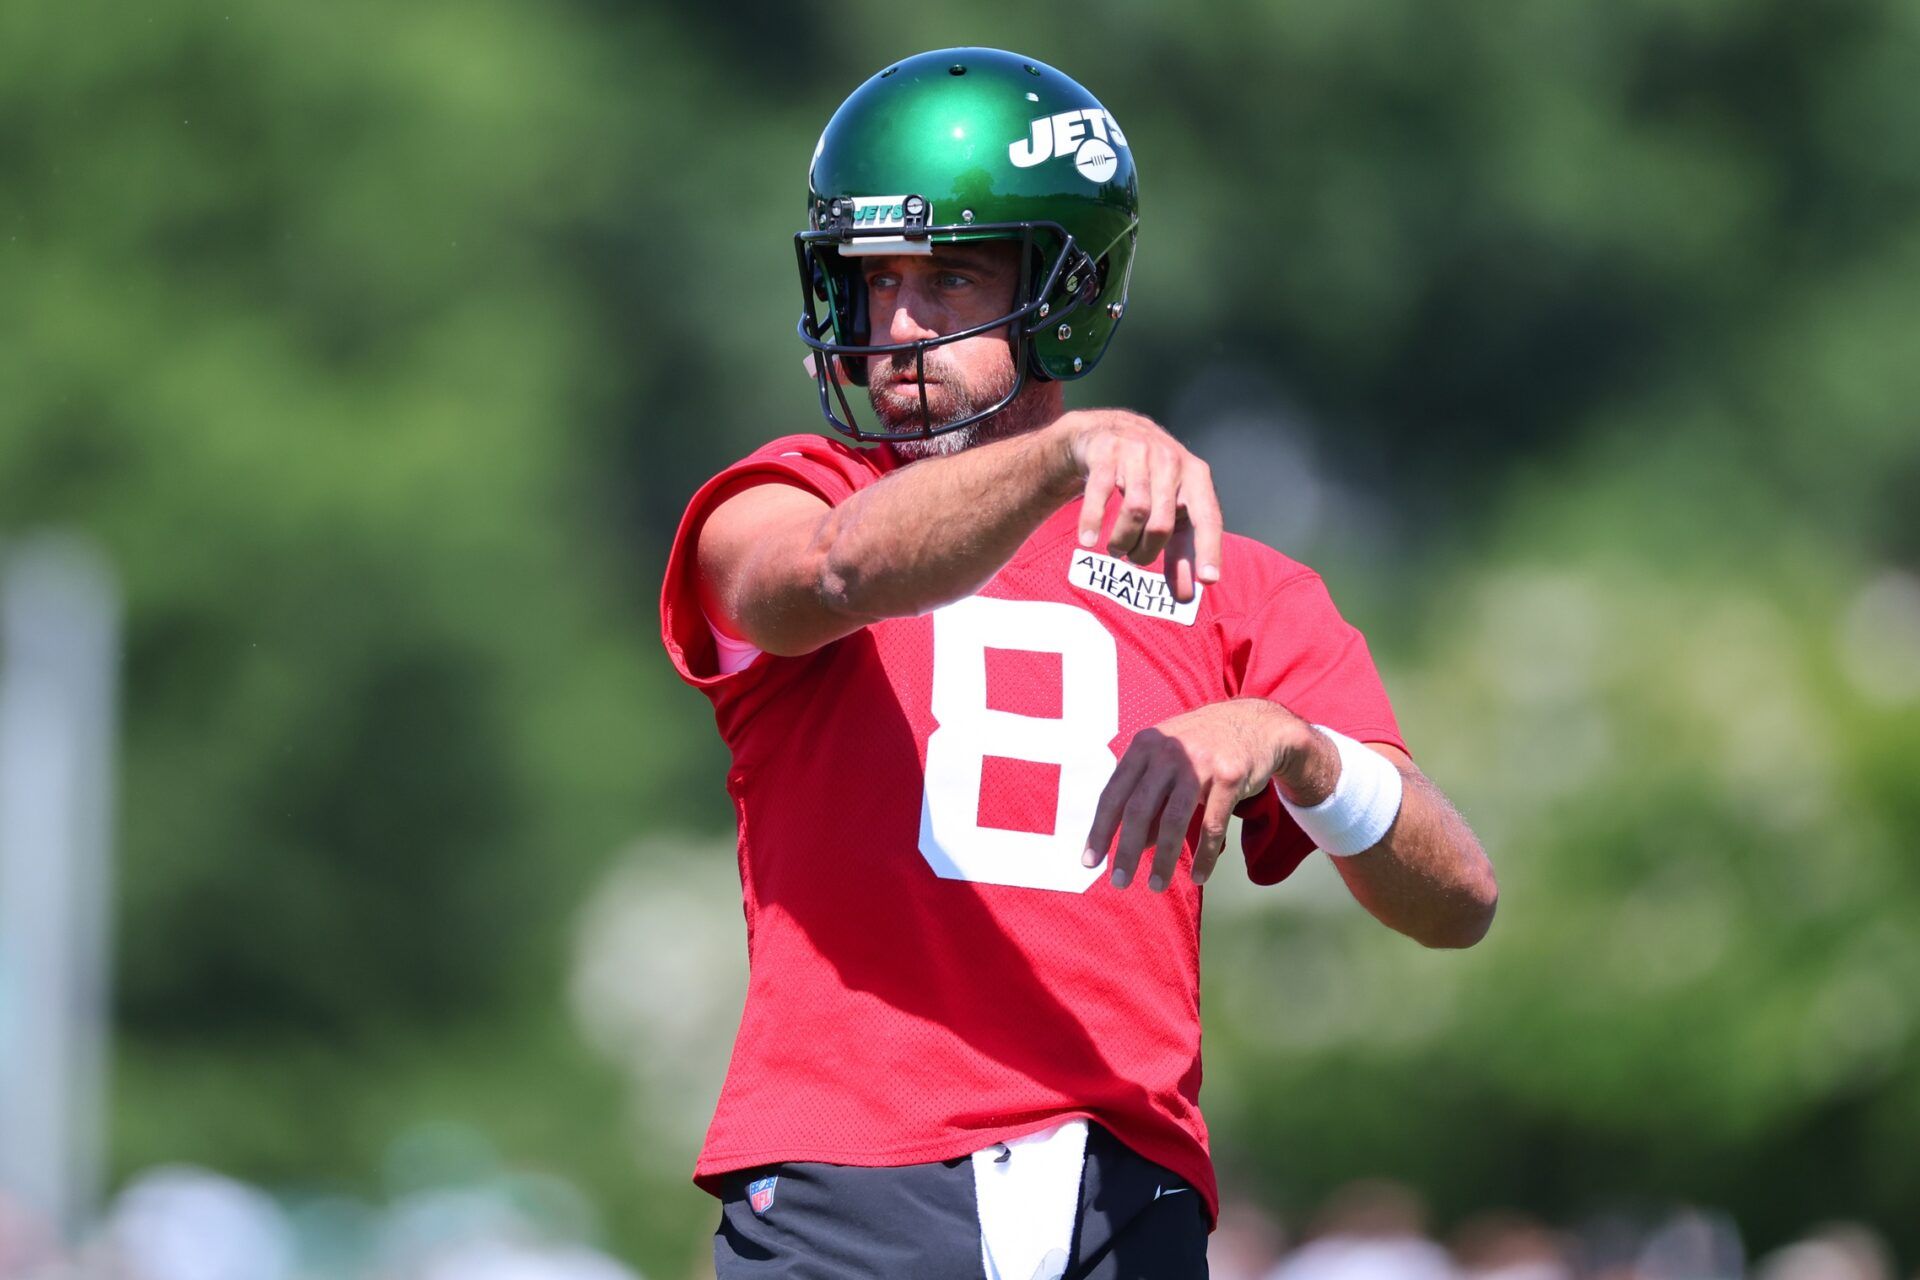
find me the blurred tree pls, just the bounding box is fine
[0,0,706,1260]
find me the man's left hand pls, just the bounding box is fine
[1082,698,1309,892]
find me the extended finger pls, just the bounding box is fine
[1111,763,1176,890]
[1130,450,1179,567]
[1147,776,1202,892]
[1079,447,1117,549]
[1164,518,1198,604]
[1179,462,1224,585]
[1189,783,1240,886]
[1105,445,1153,560]
[1084,742,1149,867]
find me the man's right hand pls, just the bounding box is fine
[1050,410,1224,605]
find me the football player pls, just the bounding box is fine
[661,47,1497,1280]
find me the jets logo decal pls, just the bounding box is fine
[830,194,935,257]
[1009,109,1129,183]
[845,195,928,229]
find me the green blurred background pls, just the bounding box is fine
[4,0,1918,1275]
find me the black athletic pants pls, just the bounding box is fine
[711,1122,1209,1279]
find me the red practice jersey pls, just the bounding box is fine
[660,433,1408,1226]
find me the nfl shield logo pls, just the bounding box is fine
[747,1176,778,1216]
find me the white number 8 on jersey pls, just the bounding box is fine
[918,596,1119,893]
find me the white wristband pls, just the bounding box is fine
[1279,725,1403,857]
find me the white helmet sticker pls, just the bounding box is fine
[833,195,935,256]
[1074,140,1117,183]
[1009,108,1129,183]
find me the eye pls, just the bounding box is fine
[938,271,973,289]
[866,270,901,290]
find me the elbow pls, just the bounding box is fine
[811,514,858,614]
[1428,882,1497,951]
[798,505,870,623]
[816,554,891,628]
[813,509,899,623]
[726,546,876,660]
[817,543,972,623]
[1421,899,1496,950]
[816,554,863,619]
[806,509,881,621]
[1417,867,1499,950]
[802,548,890,640]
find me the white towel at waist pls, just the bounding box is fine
[971,1119,1088,1280]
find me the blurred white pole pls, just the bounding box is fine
[0,537,120,1241]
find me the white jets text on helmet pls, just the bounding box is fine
[1009,108,1129,183]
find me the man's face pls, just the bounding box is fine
[860,241,1033,459]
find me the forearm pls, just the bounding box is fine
[705,407,1219,657]
[811,422,1078,620]
[1268,713,1498,948]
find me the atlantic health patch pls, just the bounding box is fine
[1068,550,1202,625]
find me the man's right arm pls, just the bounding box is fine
[694,410,1222,658]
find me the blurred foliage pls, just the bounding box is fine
[3,0,1918,1274]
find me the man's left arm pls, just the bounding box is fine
[1084,699,1498,949]
[1275,728,1497,949]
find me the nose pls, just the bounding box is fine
[883,277,943,346]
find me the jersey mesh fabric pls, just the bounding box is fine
[660,433,1408,1228]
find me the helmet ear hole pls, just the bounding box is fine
[1081,254,1108,306]
[1026,242,1099,314]
[845,279,870,385]
[814,249,872,386]
[848,275,869,346]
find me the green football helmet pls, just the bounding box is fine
[797,48,1140,442]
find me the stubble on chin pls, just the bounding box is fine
[887,427,979,462]
[869,367,1051,464]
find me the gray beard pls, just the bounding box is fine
[869,370,1049,463]
[888,425,980,462]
